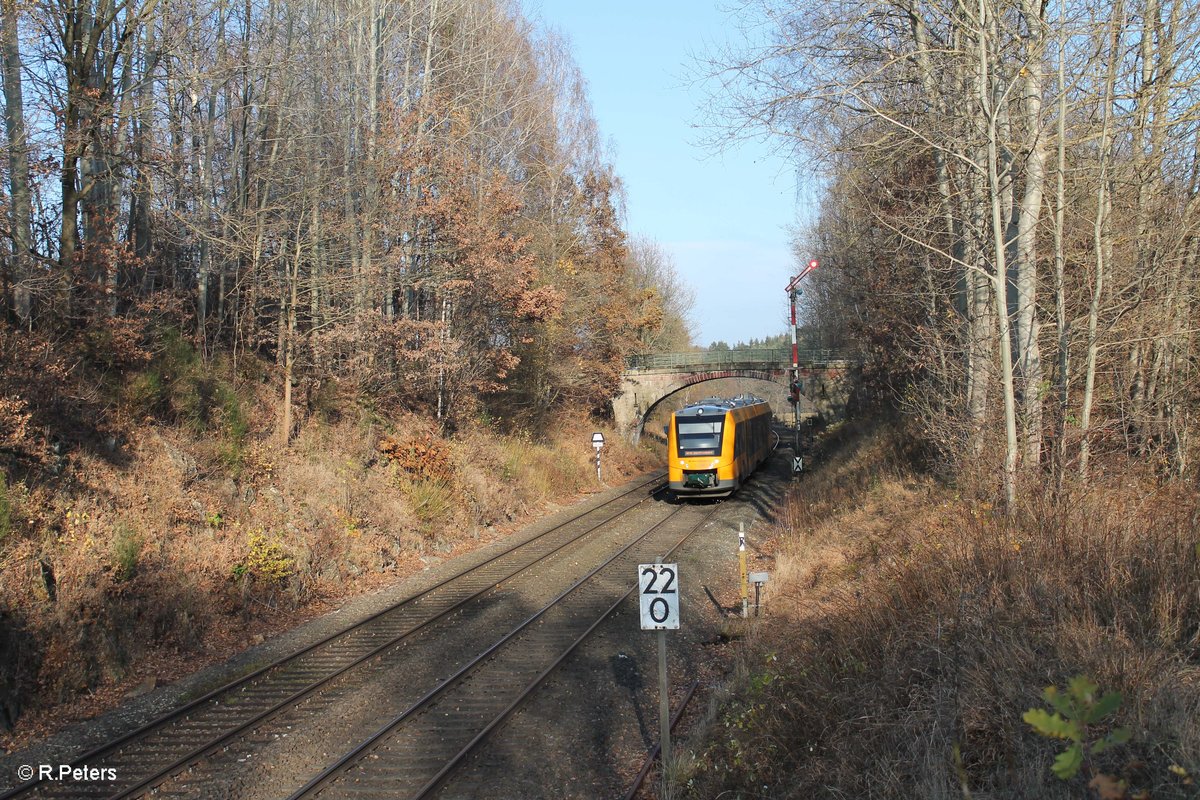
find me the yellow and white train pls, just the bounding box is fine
[667,395,772,497]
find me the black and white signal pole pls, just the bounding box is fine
[591,432,605,482]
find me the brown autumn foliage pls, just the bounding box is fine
[0,336,660,741]
[378,431,454,485]
[0,396,31,459]
[2,0,691,436]
[688,3,1200,790]
[678,421,1200,799]
[1,0,701,749]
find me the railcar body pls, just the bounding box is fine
[667,395,772,497]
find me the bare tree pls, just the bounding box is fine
[705,0,1200,491]
[2,0,34,323]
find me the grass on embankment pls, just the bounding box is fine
[0,345,658,746]
[676,421,1199,800]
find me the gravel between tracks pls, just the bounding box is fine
[434,452,792,800]
[0,453,792,800]
[0,476,657,795]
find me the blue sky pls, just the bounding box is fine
[530,1,814,348]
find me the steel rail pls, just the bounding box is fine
[622,679,700,800]
[0,471,666,800]
[102,477,672,800]
[410,516,712,800]
[288,504,716,800]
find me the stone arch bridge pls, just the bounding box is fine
[614,349,853,440]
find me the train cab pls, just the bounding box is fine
[667,395,772,497]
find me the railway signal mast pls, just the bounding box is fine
[785,259,818,464]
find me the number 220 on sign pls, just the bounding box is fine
[638,563,679,630]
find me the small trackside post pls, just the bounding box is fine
[591,432,605,483]
[738,522,749,619]
[639,562,680,797]
[750,571,770,617]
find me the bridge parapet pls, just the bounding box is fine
[625,348,846,372]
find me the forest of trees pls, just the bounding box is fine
[0,0,692,451]
[705,330,837,351]
[710,0,1199,503]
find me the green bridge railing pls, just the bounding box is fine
[624,348,846,371]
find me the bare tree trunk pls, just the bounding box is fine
[165,55,186,291]
[128,21,158,284]
[368,0,388,319]
[1015,0,1046,467]
[1052,0,1070,489]
[977,0,1019,509]
[956,18,993,454]
[1124,0,1159,441]
[194,13,223,353]
[966,166,994,451]
[2,0,33,324]
[102,35,137,315]
[280,206,304,447]
[193,77,210,346]
[437,295,449,422]
[342,0,364,317]
[248,100,284,369]
[81,23,127,302]
[310,194,322,334]
[56,0,160,312]
[1080,1,1124,478]
[906,0,965,422]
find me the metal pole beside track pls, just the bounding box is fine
[786,260,818,470]
[739,522,749,619]
[658,628,671,793]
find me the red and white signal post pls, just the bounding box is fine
[785,259,818,467]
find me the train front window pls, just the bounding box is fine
[677,416,724,453]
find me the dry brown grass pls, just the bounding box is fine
[0,359,659,746]
[680,421,1200,800]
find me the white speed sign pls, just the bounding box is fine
[638,563,679,630]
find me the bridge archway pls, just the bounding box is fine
[637,374,814,443]
[614,356,850,442]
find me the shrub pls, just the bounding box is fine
[380,430,459,527]
[1023,675,1130,782]
[159,327,199,374]
[232,531,294,585]
[216,383,249,471]
[0,395,33,455]
[123,370,166,417]
[124,329,207,428]
[82,314,152,371]
[395,472,455,526]
[379,432,454,483]
[125,332,251,478]
[111,523,143,582]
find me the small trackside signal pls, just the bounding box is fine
[591,432,605,483]
[808,258,819,270]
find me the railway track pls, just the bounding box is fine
[0,472,668,800]
[286,501,716,800]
